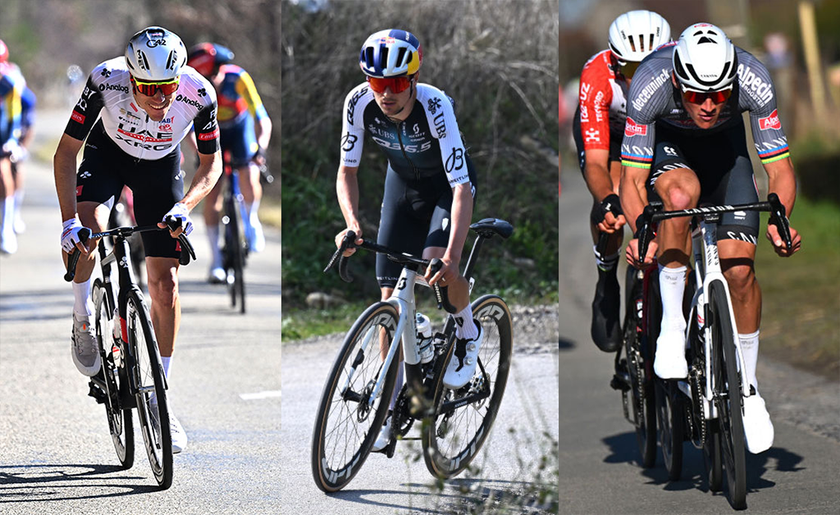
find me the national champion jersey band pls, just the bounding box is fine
[64,57,220,160]
[339,82,472,188]
[620,44,790,170]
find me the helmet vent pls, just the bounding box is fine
[138,51,150,71]
[380,47,389,69]
[395,47,408,67]
[628,35,637,53]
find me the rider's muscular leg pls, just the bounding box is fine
[655,168,700,267]
[719,239,761,333]
[146,257,181,358]
[237,163,262,205]
[202,180,224,228]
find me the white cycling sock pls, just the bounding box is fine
[13,188,24,217]
[72,279,94,317]
[389,362,404,411]
[207,224,222,268]
[248,198,261,225]
[740,330,760,391]
[659,264,687,336]
[454,306,479,340]
[162,356,173,379]
[593,245,619,272]
[0,197,13,237]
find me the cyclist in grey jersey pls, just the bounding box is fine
[620,23,801,455]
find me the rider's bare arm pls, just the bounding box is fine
[53,133,86,222]
[180,149,222,211]
[444,182,473,265]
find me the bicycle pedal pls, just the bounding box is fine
[610,374,630,392]
[87,381,107,404]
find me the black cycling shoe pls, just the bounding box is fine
[591,266,621,352]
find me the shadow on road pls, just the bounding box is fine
[0,463,162,502]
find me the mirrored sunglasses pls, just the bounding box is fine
[131,76,180,96]
[681,84,732,105]
[367,76,412,94]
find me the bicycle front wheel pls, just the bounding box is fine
[709,281,746,509]
[127,289,173,489]
[311,302,400,492]
[422,295,512,479]
[626,266,657,468]
[223,195,246,314]
[93,280,134,469]
[655,380,684,481]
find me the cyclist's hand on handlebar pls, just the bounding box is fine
[425,255,457,286]
[766,223,801,257]
[335,227,363,257]
[598,212,626,234]
[61,217,90,254]
[160,202,193,237]
[626,237,657,268]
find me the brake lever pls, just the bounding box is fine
[767,193,792,251]
[325,231,357,283]
[64,228,92,282]
[634,204,656,269]
[428,258,457,313]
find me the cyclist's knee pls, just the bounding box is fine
[146,260,180,302]
[722,260,756,294]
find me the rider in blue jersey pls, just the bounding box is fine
[0,39,23,254]
[335,29,484,451]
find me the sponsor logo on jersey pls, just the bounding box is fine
[427,97,443,115]
[341,132,358,152]
[371,136,431,153]
[631,68,671,112]
[159,124,173,132]
[99,82,129,94]
[445,146,465,173]
[433,113,446,139]
[346,87,368,125]
[594,91,606,123]
[71,110,86,124]
[198,128,219,141]
[175,94,204,110]
[758,109,781,131]
[737,64,774,107]
[624,117,647,137]
[76,185,83,196]
[584,128,600,143]
[580,104,589,123]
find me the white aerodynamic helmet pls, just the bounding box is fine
[608,10,671,64]
[124,26,187,81]
[672,23,738,92]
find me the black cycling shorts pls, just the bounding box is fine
[572,104,622,173]
[376,156,477,289]
[75,122,185,258]
[647,119,760,245]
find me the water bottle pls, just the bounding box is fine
[112,308,123,368]
[416,312,434,364]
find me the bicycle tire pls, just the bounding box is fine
[625,266,657,468]
[709,281,746,509]
[127,289,173,489]
[223,193,246,314]
[311,302,400,492]
[93,280,134,469]
[656,380,684,481]
[704,420,724,492]
[422,295,512,479]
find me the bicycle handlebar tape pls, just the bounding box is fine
[63,228,92,282]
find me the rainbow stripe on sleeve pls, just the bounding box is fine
[758,143,790,165]
[620,150,652,170]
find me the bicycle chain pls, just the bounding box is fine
[392,384,414,438]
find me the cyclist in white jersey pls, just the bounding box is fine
[54,27,222,453]
[620,23,802,454]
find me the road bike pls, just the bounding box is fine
[311,218,514,492]
[65,221,196,490]
[218,150,249,313]
[635,194,792,510]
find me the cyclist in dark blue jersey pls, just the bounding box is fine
[334,29,483,451]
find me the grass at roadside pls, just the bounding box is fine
[756,197,840,380]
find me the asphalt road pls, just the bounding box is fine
[0,112,283,513]
[555,164,840,513]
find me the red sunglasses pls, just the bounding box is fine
[131,76,180,97]
[366,76,412,94]
[681,86,732,105]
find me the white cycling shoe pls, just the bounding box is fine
[247,218,266,253]
[743,391,774,454]
[443,321,484,390]
[72,313,101,376]
[371,414,392,452]
[169,412,188,454]
[207,266,226,284]
[653,329,688,379]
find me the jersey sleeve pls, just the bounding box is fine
[194,90,220,155]
[577,57,613,152]
[63,75,105,141]
[425,92,470,187]
[737,50,790,164]
[619,63,662,171]
[234,70,269,121]
[339,85,368,168]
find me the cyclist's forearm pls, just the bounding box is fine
[445,184,473,263]
[53,134,84,221]
[336,165,361,231]
[764,157,797,217]
[583,149,614,201]
[619,165,648,233]
[256,117,272,150]
[181,151,223,210]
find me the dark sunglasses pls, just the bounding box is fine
[131,76,180,96]
[681,84,732,105]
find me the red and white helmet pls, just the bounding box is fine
[673,23,738,92]
[608,10,671,64]
[124,26,187,81]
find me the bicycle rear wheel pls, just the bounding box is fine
[127,289,173,489]
[311,302,400,492]
[655,380,684,481]
[223,193,246,314]
[709,281,746,509]
[422,295,512,479]
[704,420,724,492]
[93,280,134,469]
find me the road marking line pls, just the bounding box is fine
[239,390,282,401]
